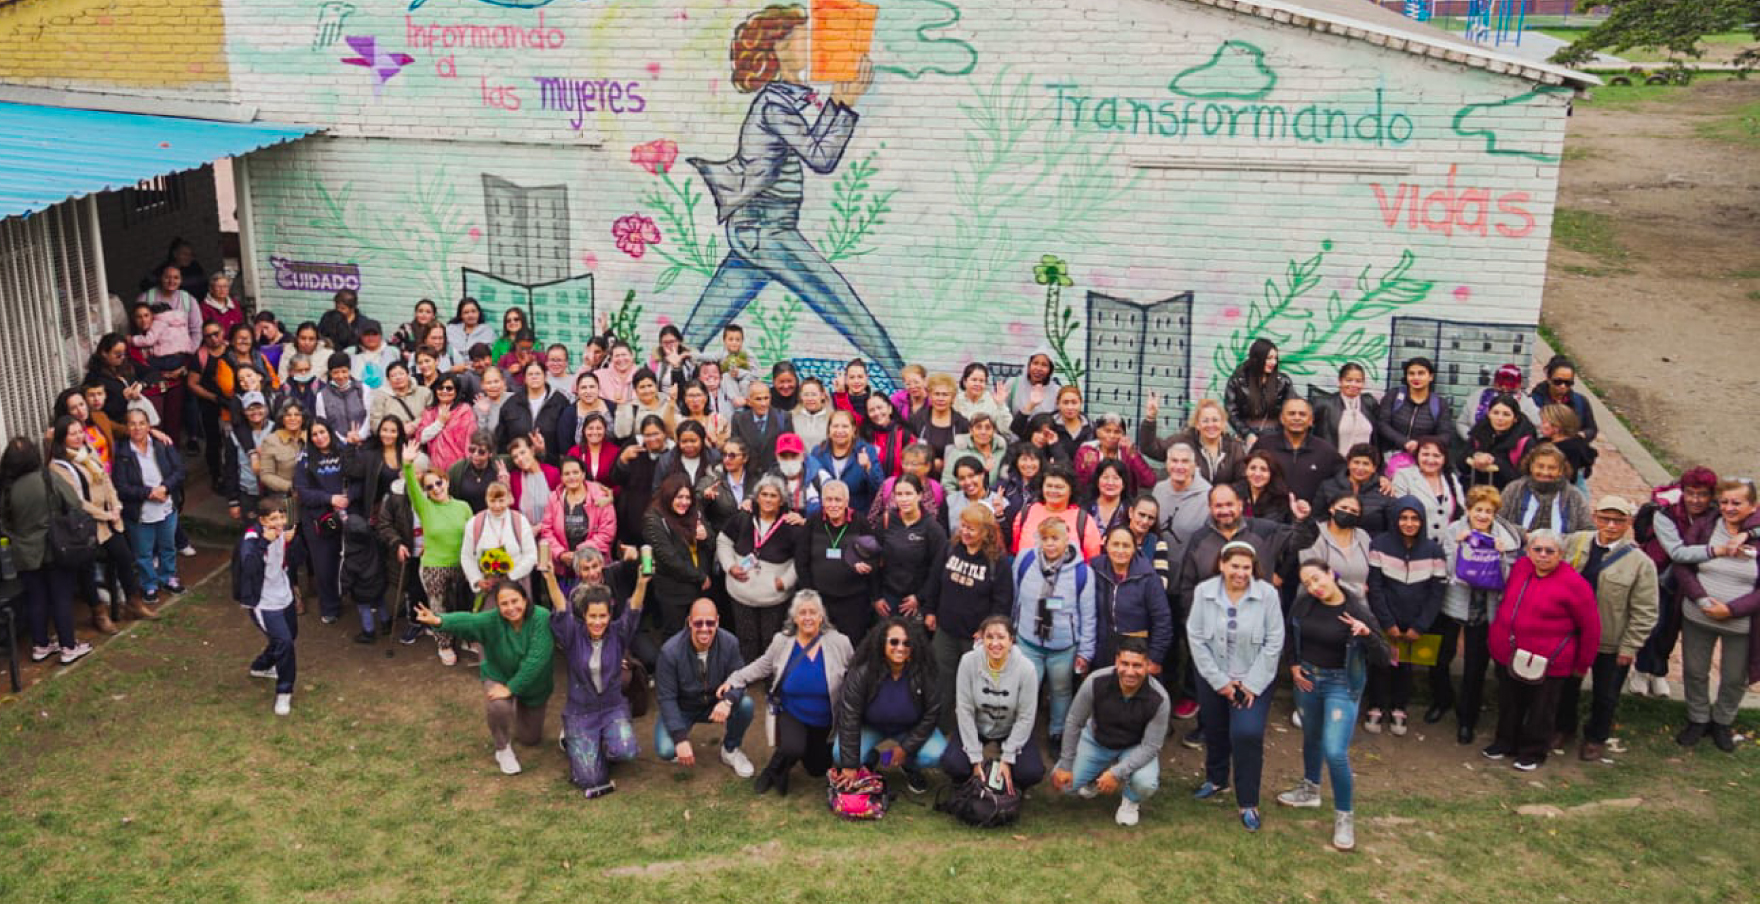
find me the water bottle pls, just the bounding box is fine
[0,537,15,582]
[639,544,654,576]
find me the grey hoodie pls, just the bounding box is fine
[1153,474,1213,572]
[956,644,1039,765]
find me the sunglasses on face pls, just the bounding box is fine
[423,480,444,491]
[203,330,222,339]
[1551,379,1574,387]
[689,618,718,629]
[1531,547,1561,556]
[887,638,911,648]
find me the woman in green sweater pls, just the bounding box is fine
[404,448,475,666]
[416,577,554,775]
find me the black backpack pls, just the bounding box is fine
[41,469,98,568]
[937,770,1022,828]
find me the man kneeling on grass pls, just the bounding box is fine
[1051,637,1170,826]
[654,599,756,777]
[234,500,298,717]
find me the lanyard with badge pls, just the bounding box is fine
[823,519,849,561]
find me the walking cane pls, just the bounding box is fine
[385,553,408,660]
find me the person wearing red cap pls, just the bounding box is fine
[770,432,819,515]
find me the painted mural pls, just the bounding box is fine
[223,0,1569,420]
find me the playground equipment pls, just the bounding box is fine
[1461,0,1530,47]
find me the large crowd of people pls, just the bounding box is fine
[3,266,1755,849]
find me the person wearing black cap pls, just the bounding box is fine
[348,318,401,393]
[315,351,371,445]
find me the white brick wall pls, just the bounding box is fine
[225,0,1569,413]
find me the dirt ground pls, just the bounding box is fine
[1544,78,1760,478]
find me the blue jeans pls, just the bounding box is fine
[682,199,905,377]
[1294,664,1363,812]
[127,514,179,594]
[1019,639,1077,739]
[834,726,949,771]
[1197,681,1273,808]
[654,696,756,761]
[1066,727,1160,803]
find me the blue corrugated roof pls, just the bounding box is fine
[0,102,315,219]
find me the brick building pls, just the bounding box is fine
[1,0,1594,436]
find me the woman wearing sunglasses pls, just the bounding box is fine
[1528,355,1599,445]
[832,616,945,795]
[403,444,475,666]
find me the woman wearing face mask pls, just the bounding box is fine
[1362,497,1447,737]
[642,474,713,637]
[1377,357,1454,457]
[1391,436,1465,543]
[413,376,475,474]
[1437,486,1523,744]
[940,615,1044,794]
[861,392,913,480]
[954,362,1013,438]
[1311,363,1380,453]
[615,416,673,548]
[721,590,853,796]
[790,377,831,451]
[718,476,805,662]
[546,568,650,798]
[806,410,884,515]
[1460,395,1536,490]
[795,481,877,640]
[1498,444,1592,534]
[1303,493,1374,598]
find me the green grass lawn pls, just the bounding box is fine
[3,583,1758,903]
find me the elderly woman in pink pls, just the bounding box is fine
[540,457,618,573]
[413,375,476,472]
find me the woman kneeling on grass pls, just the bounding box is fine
[543,562,649,798]
[415,579,554,776]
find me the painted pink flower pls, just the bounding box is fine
[630,139,678,175]
[613,215,662,259]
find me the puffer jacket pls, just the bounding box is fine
[538,483,616,570]
[1090,552,1172,663]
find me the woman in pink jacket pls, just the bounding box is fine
[1485,529,1601,772]
[413,375,476,473]
[540,457,617,573]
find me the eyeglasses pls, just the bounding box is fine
[886,638,912,648]
[689,618,718,629]
[437,386,455,393]
[1551,379,1574,387]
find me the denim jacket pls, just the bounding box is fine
[1187,576,1284,696]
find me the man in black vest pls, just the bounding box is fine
[1051,637,1170,827]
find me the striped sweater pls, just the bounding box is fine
[1366,496,1448,633]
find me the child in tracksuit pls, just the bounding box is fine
[234,500,299,716]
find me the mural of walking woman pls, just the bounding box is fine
[685,4,905,377]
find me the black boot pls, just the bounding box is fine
[1710,723,1736,753]
[1676,722,1709,748]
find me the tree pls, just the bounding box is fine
[1549,0,1759,69]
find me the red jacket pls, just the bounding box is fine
[1490,557,1601,677]
[567,441,622,495]
[507,464,560,514]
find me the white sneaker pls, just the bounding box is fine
[1625,669,1649,697]
[1650,676,1671,698]
[1115,797,1141,827]
[720,746,755,778]
[59,643,93,664]
[495,746,522,775]
[249,667,278,680]
[273,693,292,716]
[1276,778,1322,808]
[1333,811,1356,851]
[1077,782,1100,799]
[1292,709,1304,729]
[179,545,198,558]
[30,645,56,662]
[437,645,458,667]
[95,586,112,605]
